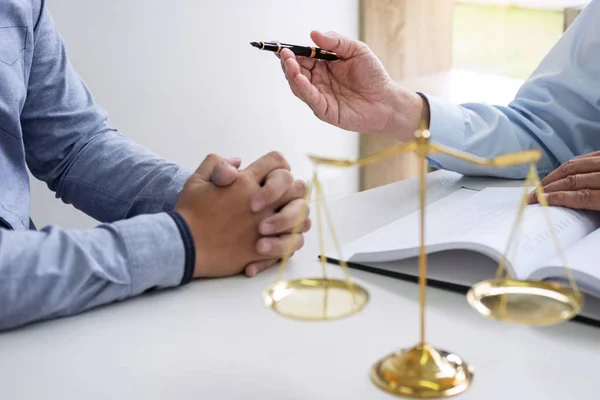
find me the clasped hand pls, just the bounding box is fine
[175,152,311,279]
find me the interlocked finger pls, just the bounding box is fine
[256,233,305,259]
[260,198,310,235]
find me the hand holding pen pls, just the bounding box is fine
[261,31,413,138]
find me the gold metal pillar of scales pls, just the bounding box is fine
[262,126,584,398]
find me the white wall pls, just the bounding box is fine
[30,0,360,229]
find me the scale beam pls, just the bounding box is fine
[262,126,583,399]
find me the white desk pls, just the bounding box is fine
[1,171,598,400]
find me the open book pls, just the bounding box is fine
[326,187,600,324]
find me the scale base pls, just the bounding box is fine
[467,278,583,326]
[371,343,473,398]
[263,278,368,321]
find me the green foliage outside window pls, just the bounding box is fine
[453,3,564,79]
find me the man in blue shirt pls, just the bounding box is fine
[278,1,600,210]
[0,0,311,330]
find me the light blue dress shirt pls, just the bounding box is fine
[0,0,195,330]
[425,0,600,180]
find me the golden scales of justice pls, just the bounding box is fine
[262,124,584,398]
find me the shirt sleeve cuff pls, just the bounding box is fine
[419,92,467,146]
[167,211,195,285]
[113,212,192,294]
[418,92,470,171]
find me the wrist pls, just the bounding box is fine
[383,83,431,141]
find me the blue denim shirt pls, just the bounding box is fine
[0,0,195,330]
[425,0,600,179]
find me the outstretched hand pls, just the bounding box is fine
[278,31,425,139]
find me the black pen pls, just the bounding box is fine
[250,41,340,61]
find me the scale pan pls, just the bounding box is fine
[263,278,368,321]
[467,278,583,326]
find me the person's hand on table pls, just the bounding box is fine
[176,152,311,279]
[212,153,311,276]
[276,31,427,140]
[527,151,600,210]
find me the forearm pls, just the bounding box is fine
[0,212,194,331]
[21,1,192,222]
[421,95,557,179]
[388,90,553,179]
[387,0,600,179]
[46,126,193,222]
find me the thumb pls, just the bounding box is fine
[195,154,240,184]
[211,157,241,187]
[310,30,365,58]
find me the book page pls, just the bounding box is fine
[327,188,478,260]
[331,187,600,279]
[531,227,600,297]
[355,249,502,288]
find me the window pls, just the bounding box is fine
[452,0,582,79]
